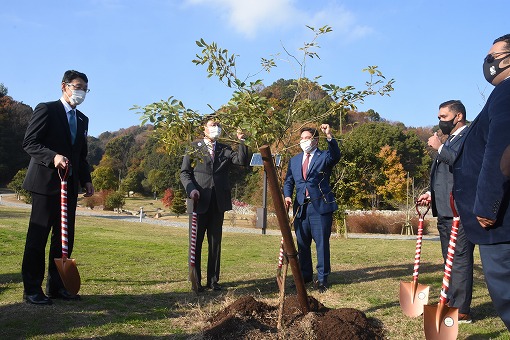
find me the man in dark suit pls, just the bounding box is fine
[453,34,510,330]
[283,124,341,293]
[417,100,474,323]
[180,115,248,291]
[21,70,94,305]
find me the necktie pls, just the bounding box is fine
[445,134,454,146]
[69,109,77,144]
[302,153,310,197]
[208,143,214,160]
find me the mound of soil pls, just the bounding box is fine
[203,295,384,339]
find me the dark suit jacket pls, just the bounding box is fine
[453,77,510,244]
[22,100,92,195]
[180,140,248,214]
[283,139,341,217]
[430,128,467,217]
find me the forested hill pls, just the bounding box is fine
[0,81,437,210]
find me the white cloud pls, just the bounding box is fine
[185,0,300,38]
[184,0,373,41]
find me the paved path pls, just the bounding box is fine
[0,194,439,240]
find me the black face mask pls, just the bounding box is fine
[483,52,510,84]
[438,118,456,135]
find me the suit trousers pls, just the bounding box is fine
[294,201,332,283]
[480,243,510,330]
[22,179,77,295]
[194,190,224,286]
[437,215,474,314]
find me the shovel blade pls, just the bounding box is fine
[399,281,430,317]
[423,303,458,340]
[54,257,81,296]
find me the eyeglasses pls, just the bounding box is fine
[484,51,510,64]
[67,83,90,93]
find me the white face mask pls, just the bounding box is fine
[67,89,86,106]
[300,139,315,153]
[207,125,222,140]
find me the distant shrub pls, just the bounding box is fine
[82,194,102,209]
[162,188,174,208]
[104,191,126,211]
[345,211,430,235]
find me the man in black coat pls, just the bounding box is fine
[21,70,94,305]
[418,100,474,323]
[180,115,248,291]
[453,34,510,330]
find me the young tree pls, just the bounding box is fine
[7,168,31,203]
[171,189,187,216]
[133,25,394,160]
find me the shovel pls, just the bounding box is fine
[54,166,81,296]
[399,202,430,317]
[189,196,200,293]
[423,193,459,339]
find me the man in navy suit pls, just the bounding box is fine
[284,124,341,292]
[21,70,94,305]
[418,100,474,323]
[180,115,248,292]
[453,34,510,330]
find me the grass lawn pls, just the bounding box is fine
[0,204,508,339]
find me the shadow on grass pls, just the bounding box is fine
[0,291,202,339]
[0,210,30,219]
[0,272,22,295]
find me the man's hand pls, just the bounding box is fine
[416,192,431,206]
[83,182,94,197]
[54,154,69,169]
[477,216,496,229]
[320,124,333,139]
[284,197,292,209]
[236,128,245,140]
[190,189,200,201]
[428,132,442,150]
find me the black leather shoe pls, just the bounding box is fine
[196,284,205,293]
[24,293,53,305]
[47,288,81,301]
[315,281,329,293]
[209,282,222,291]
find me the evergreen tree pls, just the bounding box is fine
[171,189,187,216]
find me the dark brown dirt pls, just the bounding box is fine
[203,295,385,339]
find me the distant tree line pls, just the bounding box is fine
[1,79,435,211]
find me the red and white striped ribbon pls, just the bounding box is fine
[277,237,284,269]
[59,168,69,259]
[190,211,198,267]
[412,217,424,283]
[439,216,459,304]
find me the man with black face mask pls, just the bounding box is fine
[453,34,510,330]
[418,100,473,323]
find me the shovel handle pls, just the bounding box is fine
[59,167,70,259]
[411,202,429,283]
[439,193,460,305]
[415,201,430,219]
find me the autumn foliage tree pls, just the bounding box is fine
[162,188,174,208]
[376,145,407,207]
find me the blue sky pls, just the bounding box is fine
[2,1,509,137]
